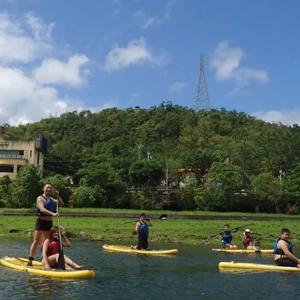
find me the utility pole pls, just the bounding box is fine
[137,143,143,192]
[279,168,285,192]
[194,55,210,111]
[165,166,169,193]
[137,143,143,161]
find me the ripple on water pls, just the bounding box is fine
[1,239,300,299]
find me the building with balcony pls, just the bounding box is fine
[0,132,45,180]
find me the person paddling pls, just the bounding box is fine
[27,183,64,266]
[242,229,260,251]
[135,213,152,250]
[274,228,300,267]
[42,226,82,270]
[220,224,237,249]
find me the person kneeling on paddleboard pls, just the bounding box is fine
[42,226,82,270]
[242,229,260,251]
[220,224,237,249]
[274,228,300,268]
[135,213,152,250]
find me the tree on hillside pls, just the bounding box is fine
[77,162,126,207]
[250,172,281,213]
[129,159,164,188]
[10,165,42,208]
[196,162,249,211]
[0,176,11,207]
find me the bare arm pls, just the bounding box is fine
[279,241,299,263]
[61,231,71,247]
[51,190,64,206]
[37,196,57,216]
[135,222,140,233]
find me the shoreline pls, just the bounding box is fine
[1,210,299,247]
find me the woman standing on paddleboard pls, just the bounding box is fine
[135,213,152,250]
[27,183,64,266]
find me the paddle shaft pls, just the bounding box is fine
[207,223,254,240]
[56,202,65,269]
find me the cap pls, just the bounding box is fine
[244,228,251,233]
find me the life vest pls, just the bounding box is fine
[36,196,56,216]
[138,222,148,237]
[46,239,60,256]
[243,235,253,247]
[221,231,232,244]
[274,239,293,255]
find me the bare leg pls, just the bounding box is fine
[47,254,83,270]
[29,231,43,258]
[63,254,83,269]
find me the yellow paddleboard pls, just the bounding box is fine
[219,261,300,272]
[0,257,95,279]
[212,248,273,254]
[103,244,178,256]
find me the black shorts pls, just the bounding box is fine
[275,258,298,267]
[35,219,53,231]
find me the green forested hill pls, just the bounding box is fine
[2,103,300,212]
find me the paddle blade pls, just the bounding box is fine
[57,249,65,270]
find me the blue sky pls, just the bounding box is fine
[0,0,299,125]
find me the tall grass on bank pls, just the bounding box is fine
[1,214,300,248]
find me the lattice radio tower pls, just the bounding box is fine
[194,55,210,111]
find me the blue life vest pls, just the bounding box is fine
[138,222,148,237]
[36,196,56,216]
[221,231,232,245]
[274,239,293,255]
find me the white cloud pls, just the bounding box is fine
[132,11,161,29]
[143,16,161,29]
[34,54,90,87]
[133,1,175,30]
[253,109,300,126]
[164,0,176,20]
[90,101,117,112]
[103,38,164,72]
[211,41,269,87]
[25,12,54,41]
[0,12,95,125]
[0,12,53,64]
[169,81,187,93]
[0,66,82,125]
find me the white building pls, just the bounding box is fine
[0,131,45,180]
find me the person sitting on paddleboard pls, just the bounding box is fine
[220,224,237,249]
[42,226,82,270]
[274,228,300,268]
[28,183,64,266]
[242,229,260,251]
[135,213,152,250]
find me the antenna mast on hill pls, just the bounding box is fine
[194,55,210,111]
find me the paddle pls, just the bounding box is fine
[206,223,254,240]
[231,223,254,233]
[56,203,65,270]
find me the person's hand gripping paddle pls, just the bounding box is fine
[56,202,65,270]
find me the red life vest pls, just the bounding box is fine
[42,239,60,256]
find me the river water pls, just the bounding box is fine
[0,239,300,299]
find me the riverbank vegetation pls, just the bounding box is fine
[1,103,300,213]
[1,212,300,247]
